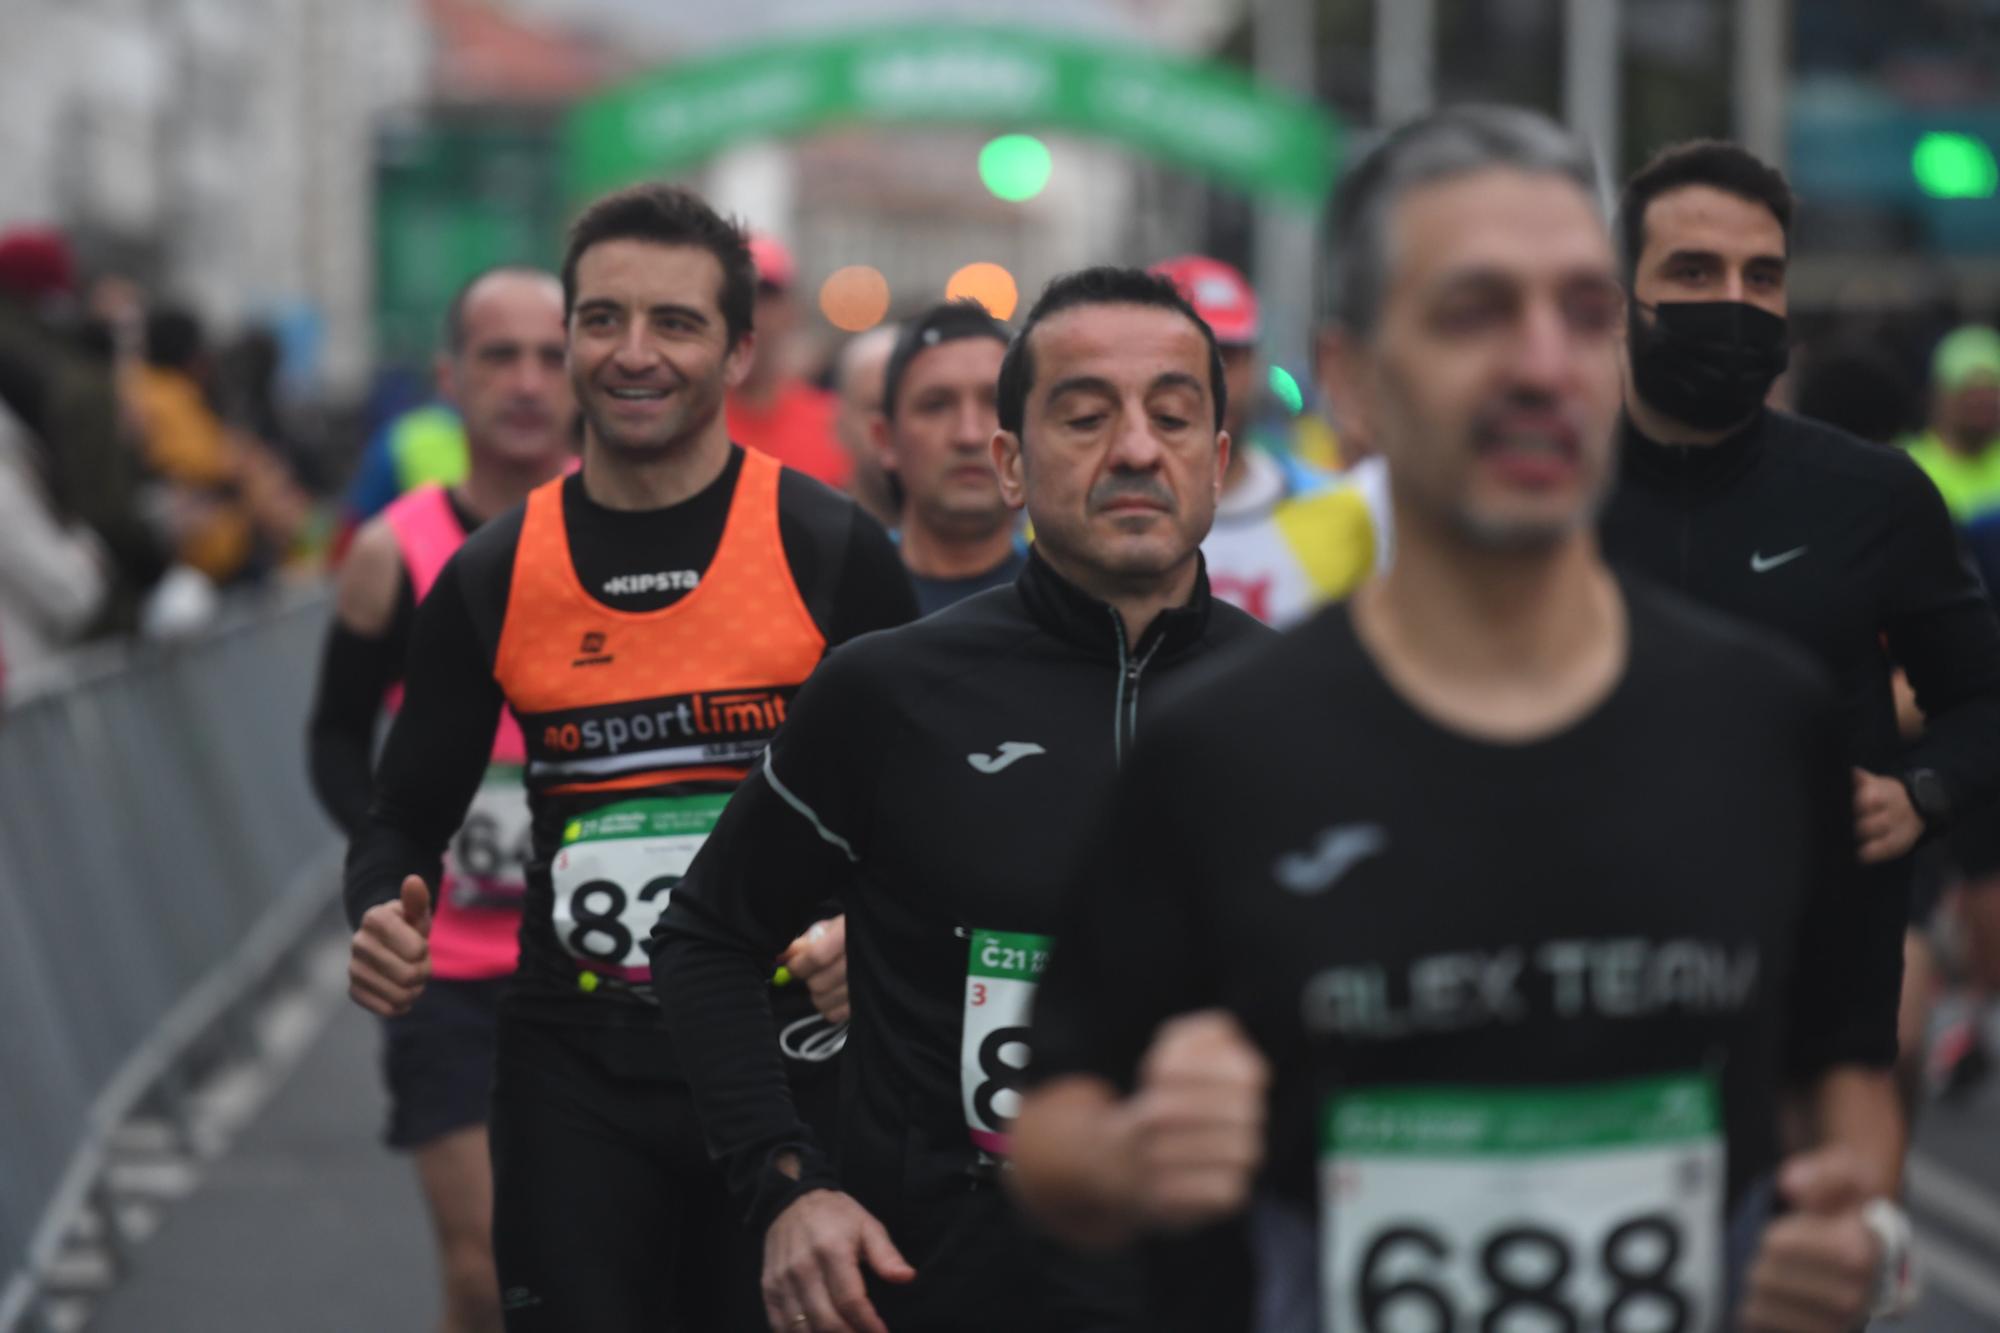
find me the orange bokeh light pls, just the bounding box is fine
[818,265,892,332]
[944,262,1019,321]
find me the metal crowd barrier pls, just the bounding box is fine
[0,587,340,1332]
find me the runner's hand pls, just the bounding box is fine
[783,917,849,1024]
[1854,768,1924,864]
[762,1188,914,1333]
[1121,1009,1268,1231]
[1739,1147,1883,1333]
[348,876,432,1017]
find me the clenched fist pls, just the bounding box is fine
[1119,1009,1270,1231]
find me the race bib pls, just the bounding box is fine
[1321,1074,1723,1333]
[444,764,531,911]
[549,795,727,982]
[961,929,1052,1155]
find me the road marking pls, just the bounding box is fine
[1908,1151,2000,1248]
[1916,1225,2000,1319]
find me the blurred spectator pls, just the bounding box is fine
[1907,325,2000,526]
[0,227,167,635]
[220,326,292,459]
[727,234,852,487]
[136,308,259,583]
[0,399,108,695]
[136,308,314,586]
[832,322,900,527]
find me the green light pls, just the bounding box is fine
[979,135,1052,202]
[1913,132,1998,200]
[1268,366,1304,415]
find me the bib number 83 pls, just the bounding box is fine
[1356,1213,1687,1333]
[564,875,677,966]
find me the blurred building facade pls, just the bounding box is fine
[0,0,431,396]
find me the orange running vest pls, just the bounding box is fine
[493,450,825,989]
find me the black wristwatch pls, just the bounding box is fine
[1902,768,1952,831]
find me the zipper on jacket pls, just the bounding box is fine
[1110,609,1166,768]
[1112,610,1130,766]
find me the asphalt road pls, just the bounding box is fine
[73,941,2000,1332]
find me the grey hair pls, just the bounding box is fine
[1327,105,1603,336]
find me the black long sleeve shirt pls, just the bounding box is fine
[1603,409,2000,829]
[305,491,480,837]
[649,551,1267,1324]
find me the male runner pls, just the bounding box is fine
[1907,325,2000,526]
[832,323,900,527]
[1015,106,1907,1333]
[1902,326,2000,1098]
[1600,140,2000,1118]
[1150,255,1386,625]
[652,266,1268,1332]
[310,267,571,1333]
[342,184,916,1330]
[728,234,852,488]
[871,300,1024,614]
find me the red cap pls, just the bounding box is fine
[747,233,797,291]
[0,227,77,302]
[1150,255,1259,346]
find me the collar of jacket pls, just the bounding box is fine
[1015,543,1216,662]
[1619,408,1767,497]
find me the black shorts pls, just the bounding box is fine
[380,975,506,1150]
[1911,805,2000,926]
[1911,841,1956,928]
[487,1013,767,1332]
[1950,801,2000,882]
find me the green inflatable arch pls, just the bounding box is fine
[563,23,1342,210]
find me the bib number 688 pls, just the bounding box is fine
[1352,1213,1688,1333]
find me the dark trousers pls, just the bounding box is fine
[487,1014,767,1331]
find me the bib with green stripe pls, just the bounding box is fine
[1320,1072,1723,1333]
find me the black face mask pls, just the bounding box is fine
[1627,299,1790,432]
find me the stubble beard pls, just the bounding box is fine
[581,377,722,461]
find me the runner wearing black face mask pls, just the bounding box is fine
[1601,140,2000,1147]
[1625,297,1790,432]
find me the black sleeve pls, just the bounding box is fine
[1886,468,2000,819]
[1028,726,1220,1093]
[340,556,505,927]
[826,509,918,646]
[1785,694,1900,1078]
[306,576,414,837]
[1972,519,2000,607]
[649,643,890,1232]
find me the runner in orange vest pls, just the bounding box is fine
[341,185,916,1330]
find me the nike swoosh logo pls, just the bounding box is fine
[1274,825,1387,895]
[1750,546,1808,573]
[967,742,1047,774]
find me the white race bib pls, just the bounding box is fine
[961,928,1052,1155]
[1321,1074,1723,1333]
[444,763,531,910]
[549,795,726,982]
